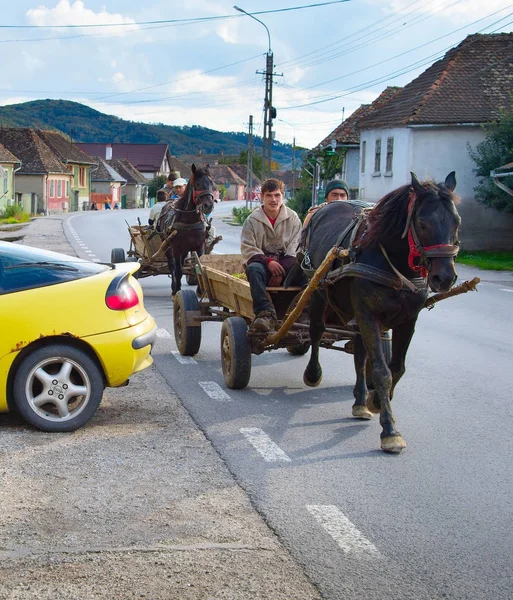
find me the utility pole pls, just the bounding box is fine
[246,115,253,210]
[292,134,296,196]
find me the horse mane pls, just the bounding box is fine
[360,180,459,249]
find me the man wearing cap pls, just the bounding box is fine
[171,177,187,199]
[303,179,350,228]
[241,178,302,333]
[159,173,177,200]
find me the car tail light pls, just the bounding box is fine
[105,274,139,310]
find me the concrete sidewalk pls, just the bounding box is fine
[0,216,321,599]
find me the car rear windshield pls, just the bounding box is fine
[0,245,110,294]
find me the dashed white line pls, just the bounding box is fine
[499,288,513,293]
[199,381,231,402]
[306,505,379,556]
[240,428,291,462]
[171,351,197,365]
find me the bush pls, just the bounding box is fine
[286,188,312,221]
[0,204,30,222]
[148,174,166,199]
[232,206,253,225]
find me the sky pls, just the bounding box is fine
[1,0,512,150]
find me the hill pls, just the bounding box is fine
[0,99,293,166]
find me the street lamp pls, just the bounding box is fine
[234,5,274,178]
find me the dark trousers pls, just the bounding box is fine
[246,262,273,315]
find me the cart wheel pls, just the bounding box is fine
[366,331,392,390]
[286,343,310,356]
[221,317,252,389]
[173,290,201,356]
[186,272,198,286]
[111,248,126,263]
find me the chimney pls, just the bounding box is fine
[105,144,113,160]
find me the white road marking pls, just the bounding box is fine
[499,288,513,293]
[171,351,197,365]
[199,381,231,402]
[156,328,173,339]
[306,505,379,555]
[240,428,291,462]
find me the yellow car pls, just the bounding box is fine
[0,242,156,432]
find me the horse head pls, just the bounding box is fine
[190,163,215,216]
[407,171,461,292]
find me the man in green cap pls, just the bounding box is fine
[303,179,350,227]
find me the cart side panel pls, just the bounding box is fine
[199,254,245,274]
[202,265,255,319]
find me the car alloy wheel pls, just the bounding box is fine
[13,344,104,432]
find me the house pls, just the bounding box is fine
[34,130,95,211]
[179,151,238,167]
[229,165,262,200]
[271,169,302,198]
[107,158,148,208]
[0,144,21,213]
[357,33,513,250]
[206,165,246,200]
[315,87,401,198]
[0,128,72,214]
[77,143,191,180]
[89,157,126,209]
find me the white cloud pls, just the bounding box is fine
[21,51,45,71]
[26,0,139,36]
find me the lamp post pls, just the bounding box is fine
[278,119,297,197]
[234,5,274,179]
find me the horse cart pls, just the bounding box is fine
[173,249,480,391]
[110,221,221,284]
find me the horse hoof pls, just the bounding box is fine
[366,390,381,414]
[303,372,322,387]
[352,405,373,420]
[381,435,407,453]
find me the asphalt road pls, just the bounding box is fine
[66,204,513,600]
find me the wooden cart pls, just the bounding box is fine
[172,249,383,389]
[111,222,221,283]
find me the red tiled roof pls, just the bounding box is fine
[35,130,96,165]
[0,143,20,163]
[77,143,169,171]
[315,87,401,149]
[359,33,513,129]
[90,157,126,182]
[228,164,261,186]
[207,164,245,185]
[107,158,148,184]
[0,128,69,174]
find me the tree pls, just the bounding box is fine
[148,175,166,199]
[468,107,513,213]
[286,187,312,221]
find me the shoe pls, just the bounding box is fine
[252,311,277,333]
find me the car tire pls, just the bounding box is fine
[13,344,105,432]
[111,248,126,263]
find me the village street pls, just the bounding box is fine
[65,203,513,600]
[1,205,512,599]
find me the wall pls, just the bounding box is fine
[0,164,14,211]
[47,175,71,213]
[71,164,91,210]
[16,174,46,213]
[410,126,513,250]
[343,147,360,193]
[359,127,411,202]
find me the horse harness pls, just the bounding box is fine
[161,178,215,234]
[301,192,459,294]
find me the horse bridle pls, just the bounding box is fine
[174,175,215,214]
[400,189,459,278]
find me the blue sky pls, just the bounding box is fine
[1,0,512,149]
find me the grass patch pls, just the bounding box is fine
[231,206,254,225]
[0,204,31,224]
[457,250,513,271]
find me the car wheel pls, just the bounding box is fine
[111,247,126,263]
[13,344,104,432]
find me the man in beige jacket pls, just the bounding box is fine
[241,178,302,332]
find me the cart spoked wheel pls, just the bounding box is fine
[286,343,310,356]
[173,290,201,356]
[366,331,392,390]
[221,317,252,389]
[111,248,126,263]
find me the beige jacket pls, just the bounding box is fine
[241,205,302,264]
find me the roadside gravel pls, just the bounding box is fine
[0,216,321,600]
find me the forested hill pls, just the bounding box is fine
[0,99,293,165]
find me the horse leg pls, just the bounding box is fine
[174,253,184,295]
[354,305,406,453]
[303,293,326,387]
[352,334,373,419]
[389,319,417,400]
[166,251,178,297]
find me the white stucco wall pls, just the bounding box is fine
[343,147,360,194]
[359,128,411,202]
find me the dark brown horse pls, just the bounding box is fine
[158,164,215,296]
[302,172,460,453]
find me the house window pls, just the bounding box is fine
[374,139,381,174]
[57,180,62,197]
[361,141,366,174]
[3,172,7,193]
[385,137,394,174]
[79,167,86,187]
[50,180,55,197]
[66,181,69,197]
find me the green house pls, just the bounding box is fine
[0,143,21,213]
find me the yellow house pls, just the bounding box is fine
[0,143,21,213]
